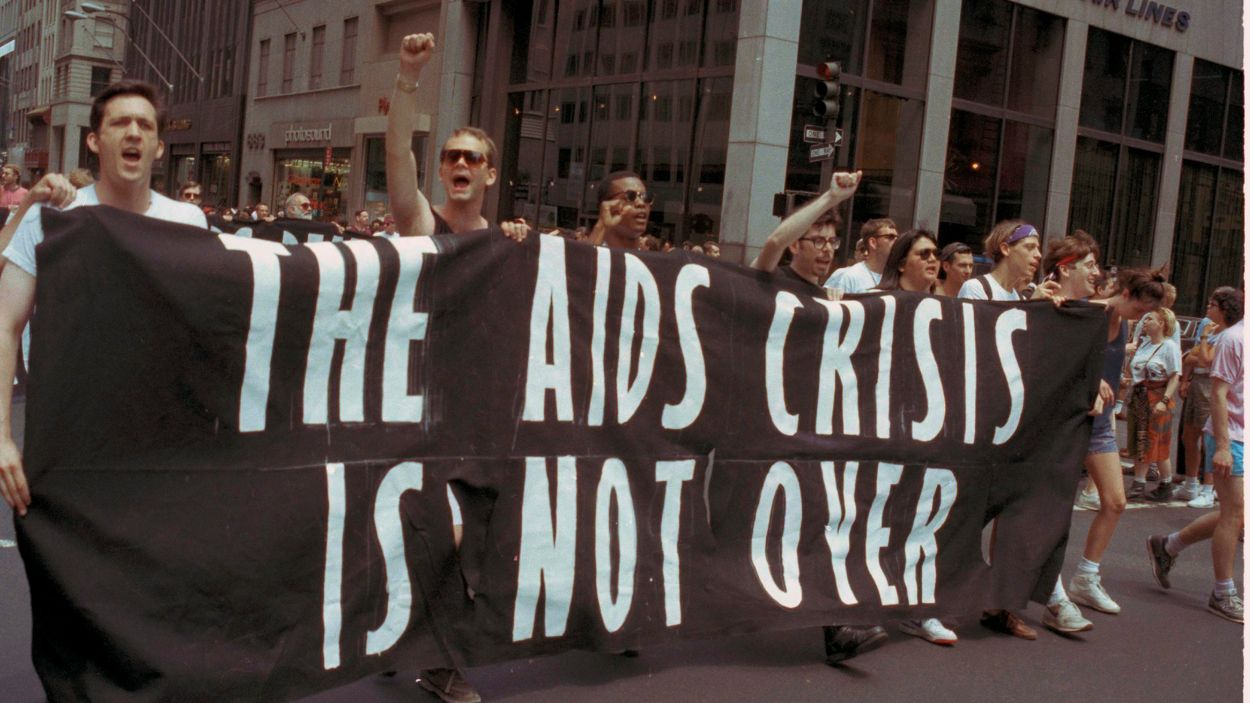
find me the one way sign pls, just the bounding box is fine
[807,129,844,162]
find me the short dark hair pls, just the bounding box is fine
[179,180,201,194]
[355,209,369,218]
[597,170,644,203]
[90,79,166,135]
[1210,286,1244,325]
[810,209,842,231]
[939,242,972,262]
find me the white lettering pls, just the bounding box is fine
[588,248,612,426]
[523,236,575,422]
[661,265,710,429]
[814,300,864,436]
[962,303,977,444]
[875,296,896,438]
[595,459,637,633]
[366,462,424,655]
[765,292,803,436]
[903,468,957,605]
[655,460,695,626]
[304,241,381,424]
[993,310,1027,445]
[219,235,290,432]
[616,254,661,423]
[751,461,804,608]
[911,298,945,441]
[513,457,578,641]
[866,463,902,605]
[820,460,859,604]
[322,462,346,669]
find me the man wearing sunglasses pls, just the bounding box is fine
[751,170,860,295]
[179,180,202,206]
[823,218,898,295]
[283,193,314,221]
[388,33,498,238]
[592,171,654,249]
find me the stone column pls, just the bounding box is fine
[719,1,802,265]
[1043,20,1088,242]
[1151,54,1193,268]
[911,0,962,231]
[431,0,479,205]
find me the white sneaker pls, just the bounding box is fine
[1074,490,1101,511]
[898,618,957,646]
[1068,573,1121,614]
[1188,492,1216,509]
[1174,483,1200,502]
[1043,599,1093,633]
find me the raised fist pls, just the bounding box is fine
[399,33,435,78]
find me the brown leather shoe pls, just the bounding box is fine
[980,609,1037,640]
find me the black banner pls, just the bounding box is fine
[19,207,1105,701]
[207,213,364,244]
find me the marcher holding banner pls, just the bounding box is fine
[0,80,206,516]
[1045,239,1166,627]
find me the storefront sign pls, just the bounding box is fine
[1083,0,1191,32]
[165,119,192,132]
[284,124,333,144]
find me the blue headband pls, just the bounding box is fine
[1006,223,1038,245]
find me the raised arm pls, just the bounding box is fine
[751,171,860,272]
[0,174,76,272]
[388,33,437,237]
[0,264,35,515]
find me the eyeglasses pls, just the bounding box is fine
[873,232,899,242]
[607,189,655,205]
[440,149,488,167]
[297,201,312,211]
[913,248,939,260]
[181,191,202,201]
[800,236,839,249]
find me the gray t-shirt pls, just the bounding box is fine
[3,185,207,276]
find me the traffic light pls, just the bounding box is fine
[812,61,841,121]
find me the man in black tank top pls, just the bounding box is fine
[387,32,498,238]
[751,171,861,300]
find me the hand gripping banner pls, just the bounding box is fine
[17,207,1105,701]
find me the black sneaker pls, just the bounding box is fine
[824,625,888,665]
[1144,482,1174,502]
[1146,534,1174,589]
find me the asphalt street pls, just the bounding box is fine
[0,399,1242,703]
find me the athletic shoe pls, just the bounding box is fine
[898,618,957,646]
[1173,483,1199,502]
[1068,573,1121,614]
[1208,592,1244,624]
[1188,492,1216,509]
[824,625,888,664]
[1074,490,1101,511]
[418,668,481,703]
[979,609,1037,640]
[1042,600,1093,633]
[1127,483,1147,501]
[1146,466,1160,482]
[1146,534,1174,589]
[1144,481,1174,502]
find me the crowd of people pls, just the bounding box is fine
[0,29,1242,703]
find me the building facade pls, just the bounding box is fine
[470,0,1243,316]
[0,0,17,169]
[119,0,253,206]
[238,0,474,220]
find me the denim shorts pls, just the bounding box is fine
[1205,433,1244,478]
[1088,414,1118,456]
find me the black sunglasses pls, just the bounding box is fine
[607,189,655,205]
[440,149,488,166]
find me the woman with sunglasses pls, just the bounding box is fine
[875,229,940,294]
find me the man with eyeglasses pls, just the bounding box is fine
[823,218,897,295]
[179,180,202,206]
[592,171,654,249]
[283,193,314,221]
[751,171,860,296]
[387,33,498,237]
[937,242,975,297]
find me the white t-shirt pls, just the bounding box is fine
[1205,319,1244,442]
[824,261,881,294]
[3,185,207,276]
[1129,338,1182,385]
[957,274,1021,301]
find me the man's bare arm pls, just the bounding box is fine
[388,33,437,237]
[0,174,77,272]
[750,171,860,272]
[0,264,35,515]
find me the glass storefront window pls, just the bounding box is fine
[994,121,1052,225]
[1125,43,1173,143]
[798,0,868,71]
[941,110,1001,244]
[1067,137,1118,249]
[1170,161,1217,314]
[273,149,350,220]
[1185,60,1228,155]
[688,77,733,240]
[1109,147,1159,265]
[1224,74,1243,162]
[850,90,922,229]
[201,150,232,208]
[363,135,425,220]
[702,0,738,68]
[1206,170,1244,297]
[865,0,931,90]
[633,80,693,241]
[1079,28,1130,134]
[1005,6,1063,118]
[953,0,1011,106]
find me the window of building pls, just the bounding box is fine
[500,0,740,243]
[282,33,296,93]
[341,18,358,85]
[363,135,425,218]
[1070,28,1174,269]
[309,25,325,91]
[90,66,111,97]
[257,39,270,97]
[939,0,1062,244]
